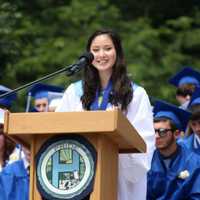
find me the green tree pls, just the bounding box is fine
[0,0,200,111]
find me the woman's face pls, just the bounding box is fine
[90,34,117,74]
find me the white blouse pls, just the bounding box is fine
[56,81,155,200]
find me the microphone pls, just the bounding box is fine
[68,52,94,74]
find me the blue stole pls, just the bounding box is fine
[90,80,112,110]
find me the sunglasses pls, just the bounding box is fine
[154,128,172,137]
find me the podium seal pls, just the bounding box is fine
[36,135,97,200]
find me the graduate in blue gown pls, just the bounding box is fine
[179,89,200,155]
[168,67,200,110]
[0,145,30,200]
[26,83,64,112]
[0,159,29,200]
[147,100,200,200]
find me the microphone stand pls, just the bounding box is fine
[0,63,80,99]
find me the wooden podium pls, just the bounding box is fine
[4,109,146,200]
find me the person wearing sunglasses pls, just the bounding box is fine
[168,67,200,110]
[147,100,200,200]
[179,87,200,155]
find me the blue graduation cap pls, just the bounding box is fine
[169,67,200,87]
[26,83,64,112]
[0,85,17,108]
[153,100,191,131]
[187,87,200,108]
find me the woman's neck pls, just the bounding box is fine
[99,70,112,89]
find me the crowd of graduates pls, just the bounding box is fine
[148,67,200,199]
[0,66,200,200]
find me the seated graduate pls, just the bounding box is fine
[0,144,30,200]
[147,100,200,200]
[0,85,18,169]
[187,86,200,112]
[169,67,200,110]
[179,87,200,155]
[26,83,64,112]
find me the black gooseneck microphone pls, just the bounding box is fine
[69,52,94,74]
[0,52,94,99]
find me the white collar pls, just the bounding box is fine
[194,134,200,149]
[22,157,30,169]
[179,100,190,110]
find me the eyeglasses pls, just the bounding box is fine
[154,128,173,137]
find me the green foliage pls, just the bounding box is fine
[0,0,200,111]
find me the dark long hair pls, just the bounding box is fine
[81,29,133,111]
[0,125,16,167]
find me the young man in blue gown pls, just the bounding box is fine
[147,100,200,200]
[179,87,200,155]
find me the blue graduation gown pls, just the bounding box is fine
[0,160,29,200]
[147,145,200,200]
[179,134,200,155]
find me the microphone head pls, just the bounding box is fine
[79,52,94,65]
[70,52,94,74]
